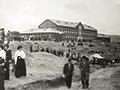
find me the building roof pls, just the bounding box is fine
[49,19,79,28]
[49,19,97,31]
[82,24,97,30]
[21,28,64,34]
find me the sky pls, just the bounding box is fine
[0,0,120,35]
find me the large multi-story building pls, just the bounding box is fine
[9,19,98,42]
[38,19,98,41]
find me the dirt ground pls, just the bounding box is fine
[5,41,120,90]
[37,65,120,90]
[5,52,67,90]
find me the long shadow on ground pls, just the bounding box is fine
[110,70,120,90]
[7,76,65,90]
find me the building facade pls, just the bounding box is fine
[9,19,98,42]
[9,28,64,41]
[38,19,98,41]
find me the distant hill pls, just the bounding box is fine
[109,35,120,43]
[98,33,120,43]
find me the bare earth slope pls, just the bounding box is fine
[5,41,120,90]
[45,66,120,90]
[5,51,67,90]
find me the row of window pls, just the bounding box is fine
[81,32,97,36]
[82,30,97,35]
[57,27,97,36]
[82,35,95,38]
[57,27,77,33]
[65,35,77,38]
[57,26,75,30]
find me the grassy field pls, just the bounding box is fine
[5,41,67,89]
[5,51,67,90]
[5,41,120,90]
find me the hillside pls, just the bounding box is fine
[6,41,120,90]
[6,41,68,90]
[9,40,120,61]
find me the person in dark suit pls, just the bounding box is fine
[63,58,74,89]
[79,56,90,89]
[4,44,12,80]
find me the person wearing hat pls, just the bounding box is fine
[79,56,90,89]
[63,58,74,89]
[14,45,26,78]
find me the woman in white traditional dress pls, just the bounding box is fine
[14,45,26,78]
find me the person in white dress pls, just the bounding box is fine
[14,45,26,78]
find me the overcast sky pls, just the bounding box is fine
[0,0,120,35]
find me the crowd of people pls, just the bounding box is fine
[0,45,27,90]
[30,42,64,57]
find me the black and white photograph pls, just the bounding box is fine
[0,0,120,90]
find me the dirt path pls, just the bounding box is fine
[38,65,120,90]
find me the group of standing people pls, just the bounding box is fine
[63,55,90,89]
[0,45,26,90]
[30,42,65,57]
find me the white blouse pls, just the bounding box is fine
[0,50,6,65]
[0,50,6,60]
[14,50,26,64]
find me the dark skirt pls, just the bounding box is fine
[15,58,26,78]
[0,66,5,90]
[4,62,10,80]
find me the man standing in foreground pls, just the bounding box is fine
[63,58,74,89]
[4,44,12,80]
[79,56,90,89]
